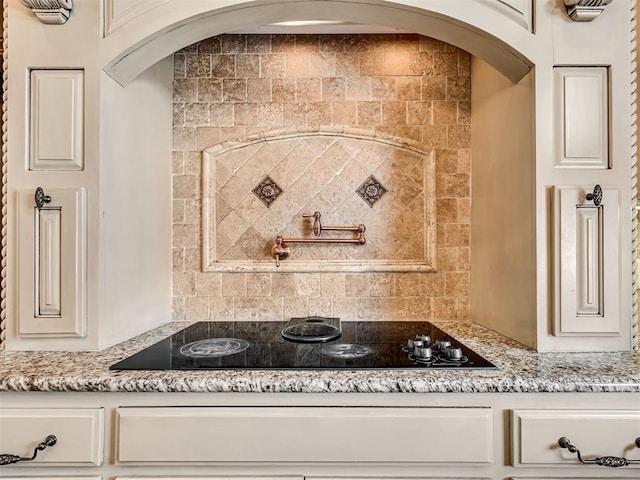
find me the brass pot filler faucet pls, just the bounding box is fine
[271,211,366,267]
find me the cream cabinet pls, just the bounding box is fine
[0,408,104,467]
[511,409,640,469]
[16,188,87,338]
[2,393,640,479]
[115,406,493,464]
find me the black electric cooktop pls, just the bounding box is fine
[110,320,496,371]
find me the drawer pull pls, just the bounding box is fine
[0,435,57,465]
[558,436,640,467]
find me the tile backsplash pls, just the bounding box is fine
[172,33,471,322]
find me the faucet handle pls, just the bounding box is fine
[302,211,322,236]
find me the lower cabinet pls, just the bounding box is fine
[2,395,640,479]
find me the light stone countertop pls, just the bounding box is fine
[1,321,639,393]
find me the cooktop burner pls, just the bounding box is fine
[110,321,496,371]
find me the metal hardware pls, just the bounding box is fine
[0,435,57,466]
[34,187,51,210]
[271,236,291,268]
[558,436,640,467]
[302,211,366,237]
[585,184,603,207]
[271,211,366,267]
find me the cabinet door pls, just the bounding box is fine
[552,186,619,335]
[17,188,87,336]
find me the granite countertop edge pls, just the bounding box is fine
[1,321,639,394]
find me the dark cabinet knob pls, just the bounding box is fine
[34,187,52,210]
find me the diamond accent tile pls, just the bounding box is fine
[252,176,282,207]
[356,175,388,207]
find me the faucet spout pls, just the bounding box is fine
[271,236,290,267]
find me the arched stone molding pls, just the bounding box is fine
[201,127,437,273]
[103,0,535,86]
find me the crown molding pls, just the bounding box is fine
[18,0,72,24]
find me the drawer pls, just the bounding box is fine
[511,409,640,467]
[117,406,493,464]
[0,408,104,466]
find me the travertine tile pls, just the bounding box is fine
[234,103,257,126]
[247,273,272,297]
[234,297,259,319]
[284,296,309,318]
[397,76,421,100]
[447,125,471,149]
[247,35,270,53]
[173,224,199,249]
[356,101,382,125]
[309,52,336,77]
[331,101,357,125]
[186,296,210,320]
[271,34,295,53]
[345,77,372,101]
[223,79,248,102]
[382,101,406,125]
[261,54,286,77]
[433,100,457,125]
[335,53,360,77]
[196,272,222,296]
[295,273,321,297]
[184,103,210,126]
[198,79,223,102]
[237,54,261,78]
[308,297,333,317]
[222,34,246,54]
[173,272,196,296]
[221,273,247,297]
[210,103,234,126]
[272,78,296,102]
[173,33,472,323]
[296,78,322,102]
[447,76,471,101]
[186,54,211,77]
[259,297,284,320]
[211,297,234,319]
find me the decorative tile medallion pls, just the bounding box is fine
[356,175,388,207]
[252,176,283,207]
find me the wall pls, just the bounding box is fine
[172,33,472,322]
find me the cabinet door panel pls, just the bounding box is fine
[552,186,619,335]
[17,188,87,336]
[29,69,84,171]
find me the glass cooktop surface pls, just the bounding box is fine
[110,320,496,371]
